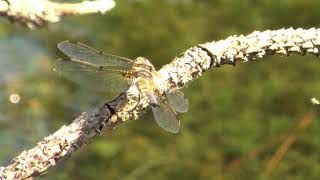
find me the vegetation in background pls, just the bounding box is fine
[0,0,320,179]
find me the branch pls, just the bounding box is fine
[0,0,115,28]
[1,27,320,179]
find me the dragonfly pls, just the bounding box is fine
[54,41,188,133]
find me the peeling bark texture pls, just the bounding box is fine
[0,0,115,28]
[1,27,320,179]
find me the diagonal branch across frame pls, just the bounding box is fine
[1,27,320,179]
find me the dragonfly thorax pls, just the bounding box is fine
[132,57,155,79]
[132,57,163,106]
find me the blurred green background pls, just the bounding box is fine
[1,0,320,179]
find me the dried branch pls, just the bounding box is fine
[116,27,320,122]
[0,0,115,28]
[1,27,320,179]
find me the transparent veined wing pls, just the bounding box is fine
[151,96,180,133]
[54,59,132,94]
[57,41,133,69]
[166,90,188,113]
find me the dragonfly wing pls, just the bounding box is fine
[151,97,180,133]
[58,41,133,69]
[166,90,188,113]
[54,59,131,94]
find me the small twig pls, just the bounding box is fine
[225,134,287,172]
[227,98,319,174]
[262,110,316,176]
[1,28,320,179]
[311,97,320,105]
[0,0,115,28]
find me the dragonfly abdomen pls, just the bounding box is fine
[136,78,159,106]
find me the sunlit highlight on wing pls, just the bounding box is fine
[58,41,133,69]
[54,59,131,93]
